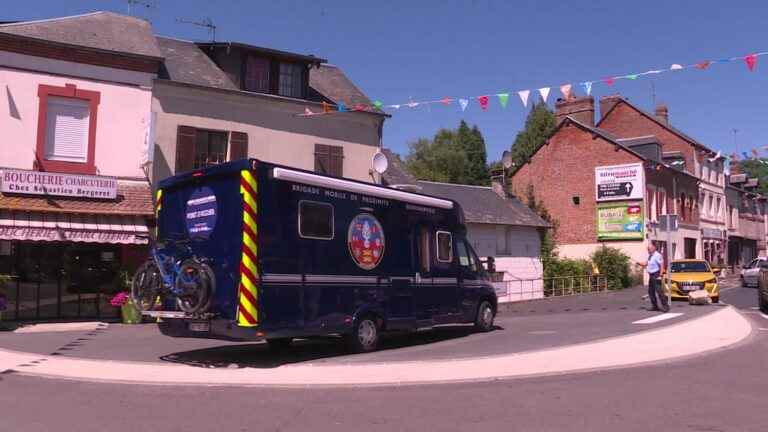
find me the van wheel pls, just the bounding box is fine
[475,301,495,332]
[266,338,292,351]
[347,315,379,353]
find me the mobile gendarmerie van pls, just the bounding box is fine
[142,158,497,352]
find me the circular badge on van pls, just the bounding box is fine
[185,187,218,240]
[348,213,385,270]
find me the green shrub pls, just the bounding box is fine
[544,257,591,279]
[591,246,631,290]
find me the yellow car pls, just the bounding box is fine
[665,259,720,303]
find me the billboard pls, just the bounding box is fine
[597,202,644,240]
[595,163,644,202]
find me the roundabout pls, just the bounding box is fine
[0,286,755,387]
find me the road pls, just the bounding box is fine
[1,281,766,432]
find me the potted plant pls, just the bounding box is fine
[110,271,140,324]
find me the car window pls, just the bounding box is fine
[670,261,710,273]
[748,259,759,269]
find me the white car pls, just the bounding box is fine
[741,258,767,287]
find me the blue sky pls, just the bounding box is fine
[6,1,768,162]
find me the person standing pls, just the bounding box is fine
[638,243,669,312]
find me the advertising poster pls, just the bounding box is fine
[597,202,644,240]
[595,163,644,202]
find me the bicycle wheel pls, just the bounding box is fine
[175,260,214,314]
[131,260,160,312]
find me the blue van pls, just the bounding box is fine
[141,159,497,352]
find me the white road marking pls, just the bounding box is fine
[751,307,760,310]
[632,313,684,324]
[528,330,557,335]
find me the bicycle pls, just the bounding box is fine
[131,235,215,315]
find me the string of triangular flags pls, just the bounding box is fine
[299,50,766,117]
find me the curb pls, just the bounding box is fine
[0,306,753,388]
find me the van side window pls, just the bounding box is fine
[436,231,453,263]
[418,227,431,273]
[298,201,334,240]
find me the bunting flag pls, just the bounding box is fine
[538,87,550,103]
[745,54,757,71]
[497,93,509,108]
[518,90,530,107]
[742,152,750,160]
[478,95,489,110]
[300,49,768,116]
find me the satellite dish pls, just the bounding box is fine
[502,151,514,169]
[372,151,389,174]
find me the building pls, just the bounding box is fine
[510,96,700,272]
[0,12,159,320]
[380,150,550,288]
[726,174,766,266]
[597,95,727,265]
[151,37,387,184]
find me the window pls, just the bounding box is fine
[314,144,344,177]
[456,239,470,267]
[244,56,270,93]
[715,197,721,219]
[298,201,334,240]
[44,97,90,162]
[194,130,228,169]
[35,84,100,174]
[436,231,453,263]
[278,62,304,98]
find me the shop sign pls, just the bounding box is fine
[0,227,147,244]
[595,163,644,202]
[0,169,117,199]
[702,228,724,239]
[597,202,644,240]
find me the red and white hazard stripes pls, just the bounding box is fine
[237,170,259,327]
[154,189,162,236]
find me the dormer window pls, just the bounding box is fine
[244,56,270,93]
[279,62,304,98]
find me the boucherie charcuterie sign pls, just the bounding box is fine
[0,169,117,199]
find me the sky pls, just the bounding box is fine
[6,0,768,163]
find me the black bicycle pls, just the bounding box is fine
[131,236,215,315]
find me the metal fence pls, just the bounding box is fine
[493,275,610,303]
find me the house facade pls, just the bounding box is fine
[510,96,699,274]
[0,12,159,320]
[151,37,386,184]
[726,174,766,266]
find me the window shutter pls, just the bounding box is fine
[229,132,248,161]
[329,146,344,177]
[45,97,90,162]
[176,126,197,173]
[314,144,330,174]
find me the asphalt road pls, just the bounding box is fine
[2,281,766,432]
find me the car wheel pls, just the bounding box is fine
[760,286,768,314]
[711,296,719,304]
[347,315,380,353]
[741,276,748,288]
[474,301,495,332]
[266,338,292,351]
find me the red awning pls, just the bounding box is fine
[0,210,149,244]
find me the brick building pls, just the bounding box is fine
[510,95,700,270]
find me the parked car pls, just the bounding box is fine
[758,262,768,313]
[741,257,767,287]
[665,259,720,303]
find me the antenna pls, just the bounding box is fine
[176,17,217,41]
[650,81,656,107]
[733,128,739,155]
[126,0,157,16]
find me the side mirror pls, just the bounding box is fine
[484,256,496,273]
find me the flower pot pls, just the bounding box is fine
[120,301,141,324]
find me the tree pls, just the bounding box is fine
[405,120,489,185]
[735,158,768,195]
[509,102,557,168]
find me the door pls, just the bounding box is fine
[455,239,482,322]
[385,277,415,329]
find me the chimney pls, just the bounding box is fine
[655,103,669,125]
[490,168,508,199]
[599,94,623,120]
[555,95,595,126]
